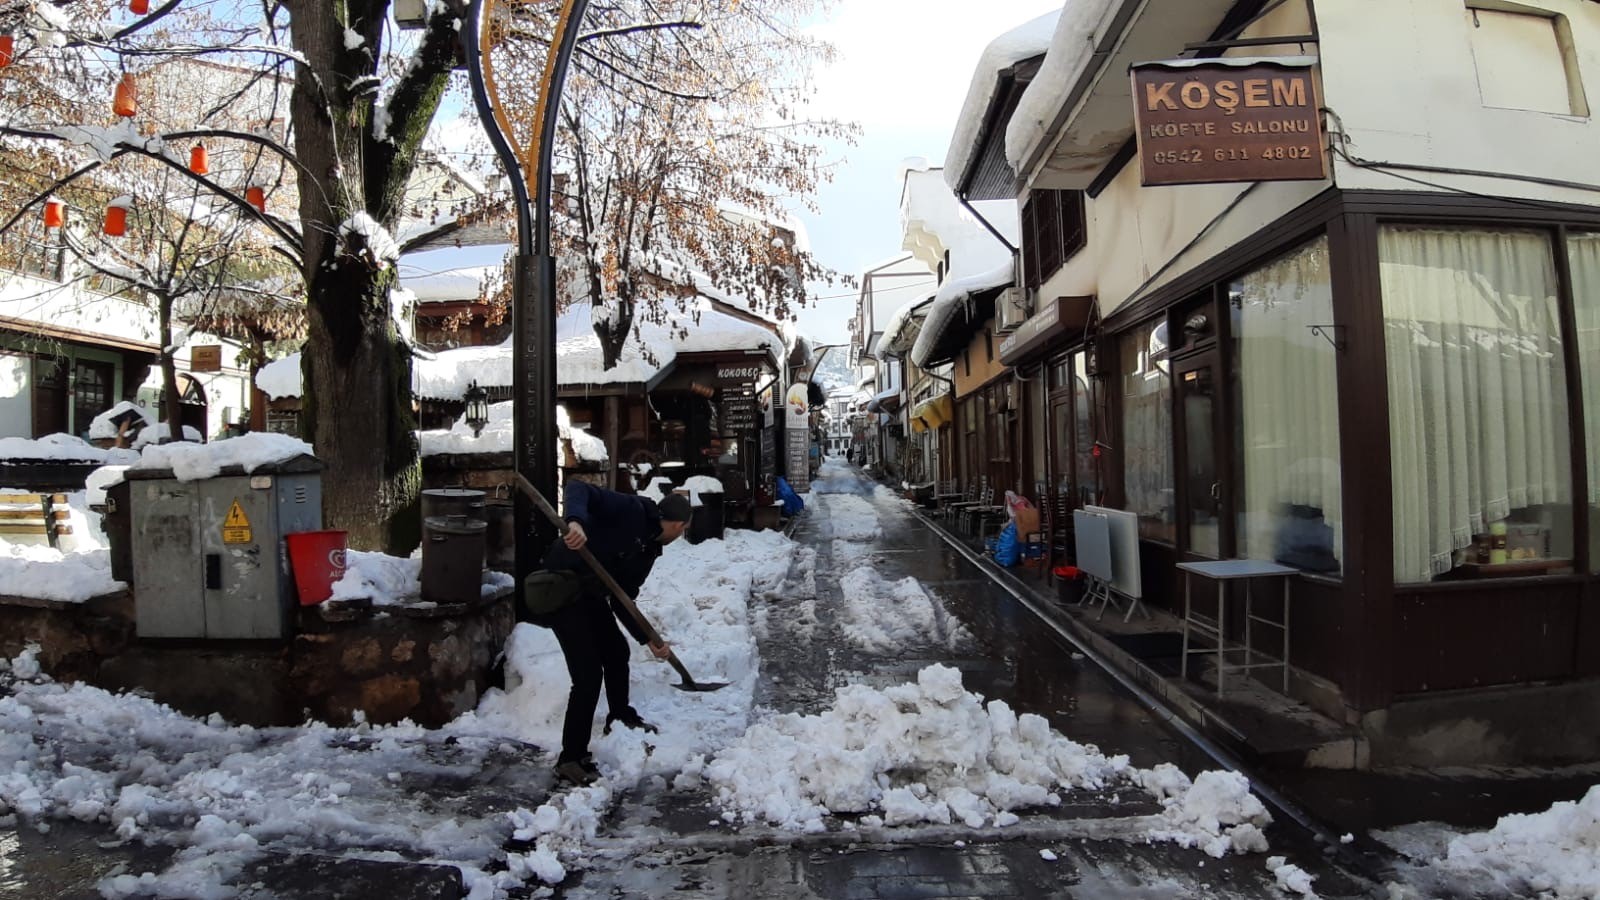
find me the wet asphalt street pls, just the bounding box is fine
[563,461,1375,899]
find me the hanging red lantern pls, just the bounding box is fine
[42,199,65,230]
[130,0,149,14]
[113,73,138,118]
[245,186,266,213]
[104,197,131,237]
[0,34,15,69]
[189,143,209,176]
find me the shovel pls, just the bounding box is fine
[513,474,729,692]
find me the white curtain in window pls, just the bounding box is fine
[1235,238,1342,565]
[1122,324,1173,540]
[1568,234,1600,511]
[1381,227,1570,583]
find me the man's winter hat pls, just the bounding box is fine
[656,494,693,523]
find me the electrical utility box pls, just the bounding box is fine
[128,455,322,639]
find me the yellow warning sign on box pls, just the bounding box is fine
[222,499,253,544]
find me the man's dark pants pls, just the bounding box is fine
[542,591,632,764]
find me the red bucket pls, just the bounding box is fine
[285,530,348,606]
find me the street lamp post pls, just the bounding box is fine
[464,0,591,578]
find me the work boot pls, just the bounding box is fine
[603,709,657,735]
[553,756,600,787]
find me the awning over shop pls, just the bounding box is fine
[998,296,1095,366]
[910,394,953,432]
[866,387,902,414]
[909,262,1014,369]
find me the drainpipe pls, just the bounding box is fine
[957,194,1017,255]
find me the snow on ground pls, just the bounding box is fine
[0,490,122,603]
[822,494,881,541]
[1375,784,1600,899]
[837,565,972,653]
[328,549,514,607]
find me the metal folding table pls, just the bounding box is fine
[1176,559,1297,695]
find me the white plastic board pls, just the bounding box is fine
[1085,505,1143,600]
[1073,510,1113,583]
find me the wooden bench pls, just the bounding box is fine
[0,492,73,549]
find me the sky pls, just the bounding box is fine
[788,0,1061,345]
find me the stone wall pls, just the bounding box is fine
[0,587,516,730]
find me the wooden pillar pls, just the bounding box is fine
[1328,210,1396,715]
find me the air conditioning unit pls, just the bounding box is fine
[994,287,1028,334]
[394,0,428,29]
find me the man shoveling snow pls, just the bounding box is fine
[525,481,691,786]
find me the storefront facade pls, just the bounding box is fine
[946,0,1600,761]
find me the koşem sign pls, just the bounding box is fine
[1131,58,1325,187]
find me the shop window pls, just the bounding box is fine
[1022,189,1086,292]
[1465,6,1588,117]
[1121,320,1174,542]
[1381,226,1573,582]
[1229,237,1342,574]
[1568,232,1600,572]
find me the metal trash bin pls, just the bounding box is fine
[422,488,487,568]
[421,515,487,605]
[688,492,725,544]
[102,478,133,585]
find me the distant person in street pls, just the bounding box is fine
[541,480,690,786]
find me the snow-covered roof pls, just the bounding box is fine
[256,354,301,400]
[405,265,498,304]
[419,402,607,462]
[1005,0,1119,173]
[901,167,1019,273]
[872,294,936,360]
[944,10,1061,192]
[0,434,138,465]
[910,261,1016,369]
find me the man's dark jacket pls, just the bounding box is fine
[542,481,662,644]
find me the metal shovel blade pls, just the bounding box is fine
[666,656,730,693]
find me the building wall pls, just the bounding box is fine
[1320,0,1600,206]
[1034,0,1330,319]
[953,322,1007,398]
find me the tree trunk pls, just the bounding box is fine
[158,297,183,443]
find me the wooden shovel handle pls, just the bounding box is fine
[512,475,706,688]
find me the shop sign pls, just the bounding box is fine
[1131,58,1325,187]
[759,386,775,428]
[721,397,758,433]
[714,363,765,387]
[999,296,1093,366]
[191,344,223,373]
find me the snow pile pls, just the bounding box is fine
[131,433,314,481]
[0,541,122,603]
[1138,764,1273,858]
[328,549,513,607]
[683,475,724,507]
[1004,0,1120,171]
[0,433,137,464]
[943,11,1062,190]
[1378,784,1600,899]
[130,423,204,449]
[418,401,608,463]
[87,400,153,440]
[255,353,301,399]
[703,664,1132,833]
[837,565,971,653]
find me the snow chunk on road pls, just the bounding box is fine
[837,565,970,653]
[1377,783,1600,900]
[705,663,1133,833]
[131,433,314,481]
[1266,855,1319,897]
[822,494,880,541]
[1141,765,1273,858]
